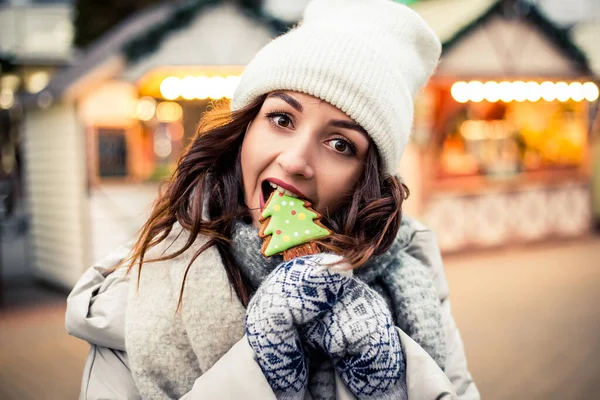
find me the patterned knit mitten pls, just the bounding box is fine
[301,278,407,400]
[246,254,351,400]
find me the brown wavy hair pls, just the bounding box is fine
[126,95,409,308]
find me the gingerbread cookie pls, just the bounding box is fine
[259,191,331,260]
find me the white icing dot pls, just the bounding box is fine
[294,232,299,237]
[275,245,279,249]
[290,201,294,206]
[285,220,289,224]
[282,201,287,206]
[305,230,310,234]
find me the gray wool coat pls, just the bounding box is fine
[65,217,480,400]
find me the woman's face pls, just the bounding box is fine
[241,91,370,227]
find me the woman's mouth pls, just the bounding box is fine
[266,181,299,198]
[266,178,307,198]
[260,179,308,211]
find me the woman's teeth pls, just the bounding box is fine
[269,182,299,198]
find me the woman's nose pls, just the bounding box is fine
[276,142,315,179]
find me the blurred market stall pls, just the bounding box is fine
[404,0,599,252]
[17,0,293,288]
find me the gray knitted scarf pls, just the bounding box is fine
[230,217,446,400]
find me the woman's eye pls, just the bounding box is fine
[327,138,355,155]
[272,115,292,128]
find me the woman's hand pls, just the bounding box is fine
[245,254,351,399]
[301,276,407,400]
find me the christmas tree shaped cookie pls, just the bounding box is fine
[259,191,331,260]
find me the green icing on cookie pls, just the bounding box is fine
[261,192,330,256]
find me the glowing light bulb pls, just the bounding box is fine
[512,81,527,102]
[498,81,513,102]
[468,81,484,102]
[208,77,226,99]
[526,81,541,102]
[136,97,156,121]
[195,76,210,100]
[568,82,584,102]
[540,81,555,102]
[450,81,469,103]
[156,101,183,122]
[160,77,182,100]
[555,82,570,102]
[27,71,50,94]
[583,82,599,102]
[483,81,500,102]
[180,76,198,100]
[0,89,14,109]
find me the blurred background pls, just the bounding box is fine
[0,0,599,398]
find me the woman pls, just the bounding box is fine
[66,0,480,398]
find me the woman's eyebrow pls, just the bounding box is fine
[269,92,303,112]
[328,119,368,136]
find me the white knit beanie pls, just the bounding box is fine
[232,0,441,175]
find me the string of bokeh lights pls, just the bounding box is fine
[450,80,599,103]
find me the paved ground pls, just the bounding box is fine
[0,302,88,400]
[0,210,86,400]
[443,236,600,400]
[1,228,599,399]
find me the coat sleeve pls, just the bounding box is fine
[65,241,143,400]
[403,217,481,400]
[65,241,135,350]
